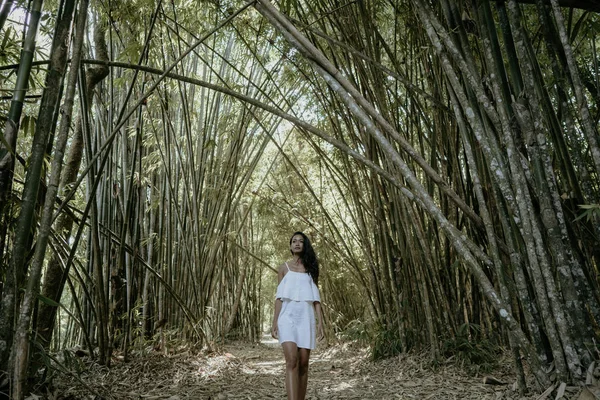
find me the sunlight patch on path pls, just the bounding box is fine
[260,333,280,348]
[50,338,534,399]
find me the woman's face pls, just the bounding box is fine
[290,234,304,254]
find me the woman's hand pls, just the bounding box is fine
[317,324,324,342]
[271,322,279,339]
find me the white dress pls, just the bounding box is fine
[275,262,321,349]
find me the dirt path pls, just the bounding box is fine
[50,335,533,399]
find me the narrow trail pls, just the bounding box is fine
[51,335,531,399]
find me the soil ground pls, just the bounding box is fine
[41,335,577,400]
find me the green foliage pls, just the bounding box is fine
[337,318,371,344]
[20,115,36,137]
[0,26,20,64]
[442,324,500,375]
[371,323,403,360]
[339,319,404,360]
[37,292,59,307]
[59,348,86,377]
[574,204,600,223]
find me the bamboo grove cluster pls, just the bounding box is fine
[253,0,600,391]
[0,0,598,397]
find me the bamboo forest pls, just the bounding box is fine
[0,0,599,398]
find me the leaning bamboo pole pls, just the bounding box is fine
[253,3,600,379]
[2,1,596,393]
[36,17,110,357]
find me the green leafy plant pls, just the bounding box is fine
[574,204,600,223]
[442,323,500,375]
[371,323,403,361]
[337,319,371,344]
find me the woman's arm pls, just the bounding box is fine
[314,301,325,341]
[271,264,286,339]
[271,299,282,339]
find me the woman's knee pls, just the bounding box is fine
[285,354,299,370]
[298,357,309,374]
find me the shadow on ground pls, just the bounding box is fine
[46,334,547,399]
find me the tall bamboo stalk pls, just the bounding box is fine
[12,1,86,395]
[0,1,44,376]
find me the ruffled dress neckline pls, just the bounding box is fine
[276,262,320,303]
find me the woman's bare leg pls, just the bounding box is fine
[282,342,299,399]
[297,348,311,399]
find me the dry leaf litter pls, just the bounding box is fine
[35,335,595,400]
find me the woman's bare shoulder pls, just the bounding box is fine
[277,262,289,274]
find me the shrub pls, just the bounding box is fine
[442,323,500,374]
[371,323,403,360]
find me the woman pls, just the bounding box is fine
[271,231,324,400]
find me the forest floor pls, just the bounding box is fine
[42,335,582,400]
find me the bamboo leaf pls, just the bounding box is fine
[37,293,59,307]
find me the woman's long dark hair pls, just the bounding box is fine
[290,231,319,285]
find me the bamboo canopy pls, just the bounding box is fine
[0,0,598,397]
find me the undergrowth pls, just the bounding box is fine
[442,323,500,375]
[372,325,403,360]
[338,320,501,375]
[336,319,371,345]
[337,319,404,360]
